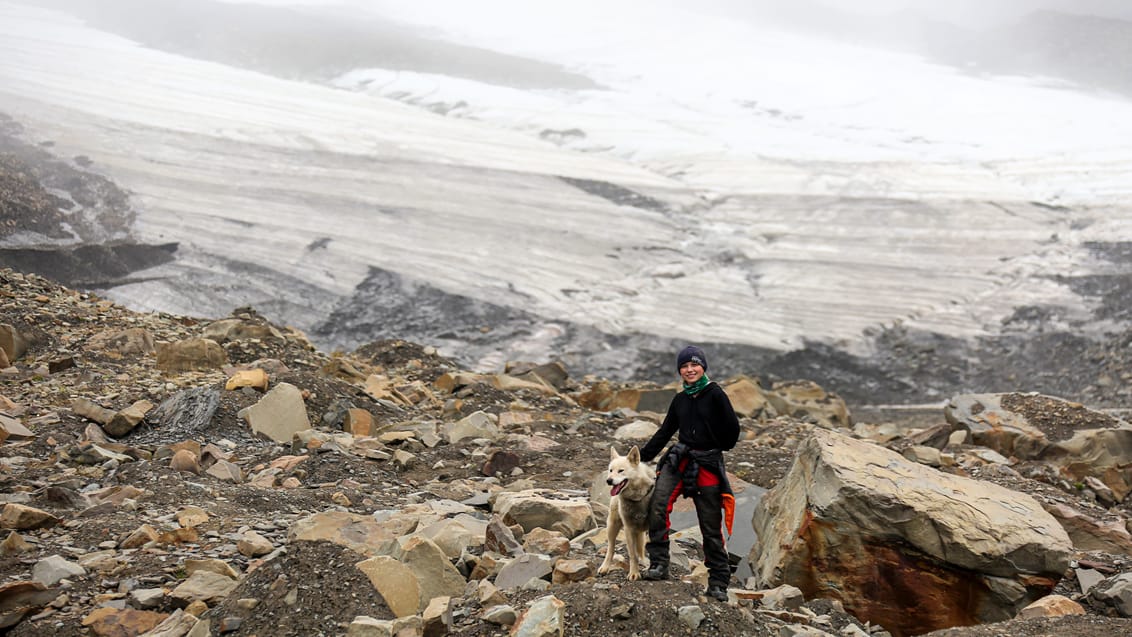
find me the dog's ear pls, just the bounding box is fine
[609,446,618,460]
[628,446,640,464]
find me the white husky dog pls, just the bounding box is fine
[597,445,656,580]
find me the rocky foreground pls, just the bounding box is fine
[2,267,1132,637]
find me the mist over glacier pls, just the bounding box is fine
[2,0,1131,401]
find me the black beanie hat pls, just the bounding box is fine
[676,345,708,371]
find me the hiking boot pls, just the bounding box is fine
[641,565,669,581]
[705,585,728,602]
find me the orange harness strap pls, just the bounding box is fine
[721,492,735,536]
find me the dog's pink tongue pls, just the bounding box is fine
[610,482,625,496]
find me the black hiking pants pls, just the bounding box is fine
[646,460,730,588]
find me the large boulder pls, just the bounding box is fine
[240,382,311,443]
[85,327,156,356]
[946,393,1132,501]
[722,376,774,419]
[766,379,851,428]
[491,490,596,537]
[573,381,673,414]
[288,511,410,557]
[751,429,1072,636]
[1042,429,1132,503]
[443,410,499,444]
[147,387,221,436]
[156,338,227,372]
[201,317,283,343]
[507,361,570,391]
[355,556,421,618]
[392,536,466,610]
[944,393,1051,457]
[0,324,29,363]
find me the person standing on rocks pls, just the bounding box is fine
[639,345,740,602]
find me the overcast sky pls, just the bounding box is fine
[827,0,1132,27]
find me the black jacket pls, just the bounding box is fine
[640,382,740,463]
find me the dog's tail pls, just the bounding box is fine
[722,492,735,536]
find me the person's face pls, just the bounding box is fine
[679,361,704,384]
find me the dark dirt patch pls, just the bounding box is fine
[352,338,456,380]
[1001,392,1124,442]
[0,243,179,289]
[452,574,869,637]
[921,614,1132,637]
[204,540,394,637]
[558,176,671,213]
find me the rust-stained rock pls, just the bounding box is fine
[236,531,273,557]
[142,609,204,637]
[751,429,1072,636]
[484,517,524,557]
[147,387,221,435]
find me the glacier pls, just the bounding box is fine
[1,0,1131,397]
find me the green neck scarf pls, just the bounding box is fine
[683,374,711,395]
